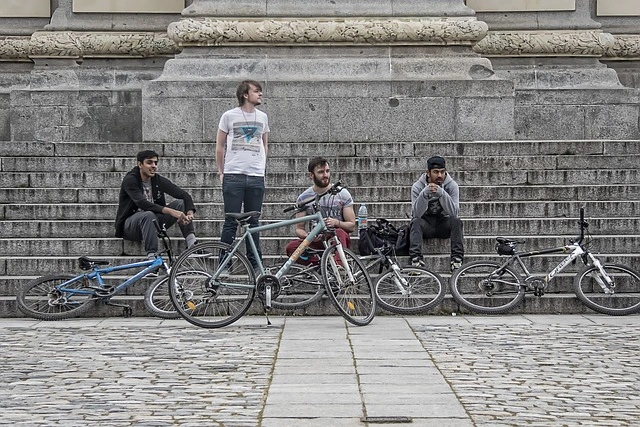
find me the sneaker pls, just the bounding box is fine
[450,258,463,273]
[187,241,212,257]
[411,257,426,268]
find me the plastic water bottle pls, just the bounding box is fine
[358,204,368,230]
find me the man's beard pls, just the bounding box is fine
[313,176,330,188]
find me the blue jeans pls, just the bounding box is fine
[221,174,265,268]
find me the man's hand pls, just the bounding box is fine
[428,183,439,193]
[166,208,192,225]
[325,217,341,229]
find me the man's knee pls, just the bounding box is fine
[169,199,185,211]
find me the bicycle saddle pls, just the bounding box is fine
[78,256,110,270]
[225,211,262,222]
[496,237,525,245]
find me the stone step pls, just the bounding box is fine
[2,184,639,204]
[2,217,639,238]
[5,200,639,221]
[0,292,611,318]
[2,140,637,158]
[3,153,639,173]
[4,168,640,189]
[0,235,638,257]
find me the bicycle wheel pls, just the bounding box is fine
[450,261,525,314]
[321,246,376,326]
[169,241,256,328]
[574,263,640,316]
[16,274,96,320]
[271,264,324,310]
[144,274,180,319]
[375,267,446,314]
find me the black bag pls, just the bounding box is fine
[358,218,409,256]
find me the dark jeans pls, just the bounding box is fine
[409,215,464,261]
[122,199,194,255]
[221,174,265,268]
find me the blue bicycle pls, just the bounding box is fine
[16,221,177,320]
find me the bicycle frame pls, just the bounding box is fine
[56,257,167,297]
[497,242,612,291]
[217,211,352,283]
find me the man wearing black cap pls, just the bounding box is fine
[409,155,464,272]
[115,150,199,258]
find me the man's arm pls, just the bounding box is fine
[216,129,227,184]
[262,132,269,157]
[437,180,460,217]
[157,175,197,224]
[411,180,430,219]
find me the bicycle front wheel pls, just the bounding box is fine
[450,261,524,314]
[144,274,180,319]
[169,242,256,328]
[271,264,324,310]
[574,263,640,316]
[375,267,446,314]
[16,274,96,320]
[321,246,376,326]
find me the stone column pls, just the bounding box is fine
[6,0,187,142]
[470,0,621,89]
[595,0,640,88]
[142,0,515,143]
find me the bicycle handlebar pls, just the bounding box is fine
[283,181,344,213]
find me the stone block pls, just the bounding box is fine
[584,105,640,140]
[455,96,515,140]
[142,97,204,142]
[266,98,331,143]
[515,104,585,140]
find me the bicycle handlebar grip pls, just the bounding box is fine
[580,206,584,223]
[283,205,296,213]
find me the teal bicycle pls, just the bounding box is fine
[168,181,377,328]
[16,221,179,320]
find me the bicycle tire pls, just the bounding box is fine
[271,264,324,310]
[574,263,640,316]
[450,261,525,314]
[169,241,256,328]
[144,274,181,319]
[16,274,96,320]
[321,246,376,326]
[375,266,446,315]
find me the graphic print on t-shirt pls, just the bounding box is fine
[231,121,263,153]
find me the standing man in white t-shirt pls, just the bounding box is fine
[216,80,270,269]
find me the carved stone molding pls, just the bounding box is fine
[168,17,489,46]
[2,32,181,60]
[473,31,615,57]
[0,36,32,61]
[604,35,640,59]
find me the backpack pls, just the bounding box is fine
[358,218,410,256]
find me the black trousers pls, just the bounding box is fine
[409,215,464,261]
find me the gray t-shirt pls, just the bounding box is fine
[296,186,354,222]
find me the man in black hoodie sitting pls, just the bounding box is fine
[115,150,198,258]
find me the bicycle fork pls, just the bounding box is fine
[585,253,615,294]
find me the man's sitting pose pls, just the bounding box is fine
[409,155,464,272]
[115,150,198,258]
[285,157,356,264]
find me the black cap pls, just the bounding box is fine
[427,155,446,170]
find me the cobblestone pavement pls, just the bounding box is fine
[1,314,639,426]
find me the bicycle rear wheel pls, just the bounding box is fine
[16,274,96,320]
[169,242,256,328]
[375,267,446,314]
[574,263,640,316]
[321,246,376,326]
[450,261,525,314]
[271,264,324,310]
[144,274,180,319]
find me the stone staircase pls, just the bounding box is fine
[1,139,639,317]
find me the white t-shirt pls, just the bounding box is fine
[218,107,270,176]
